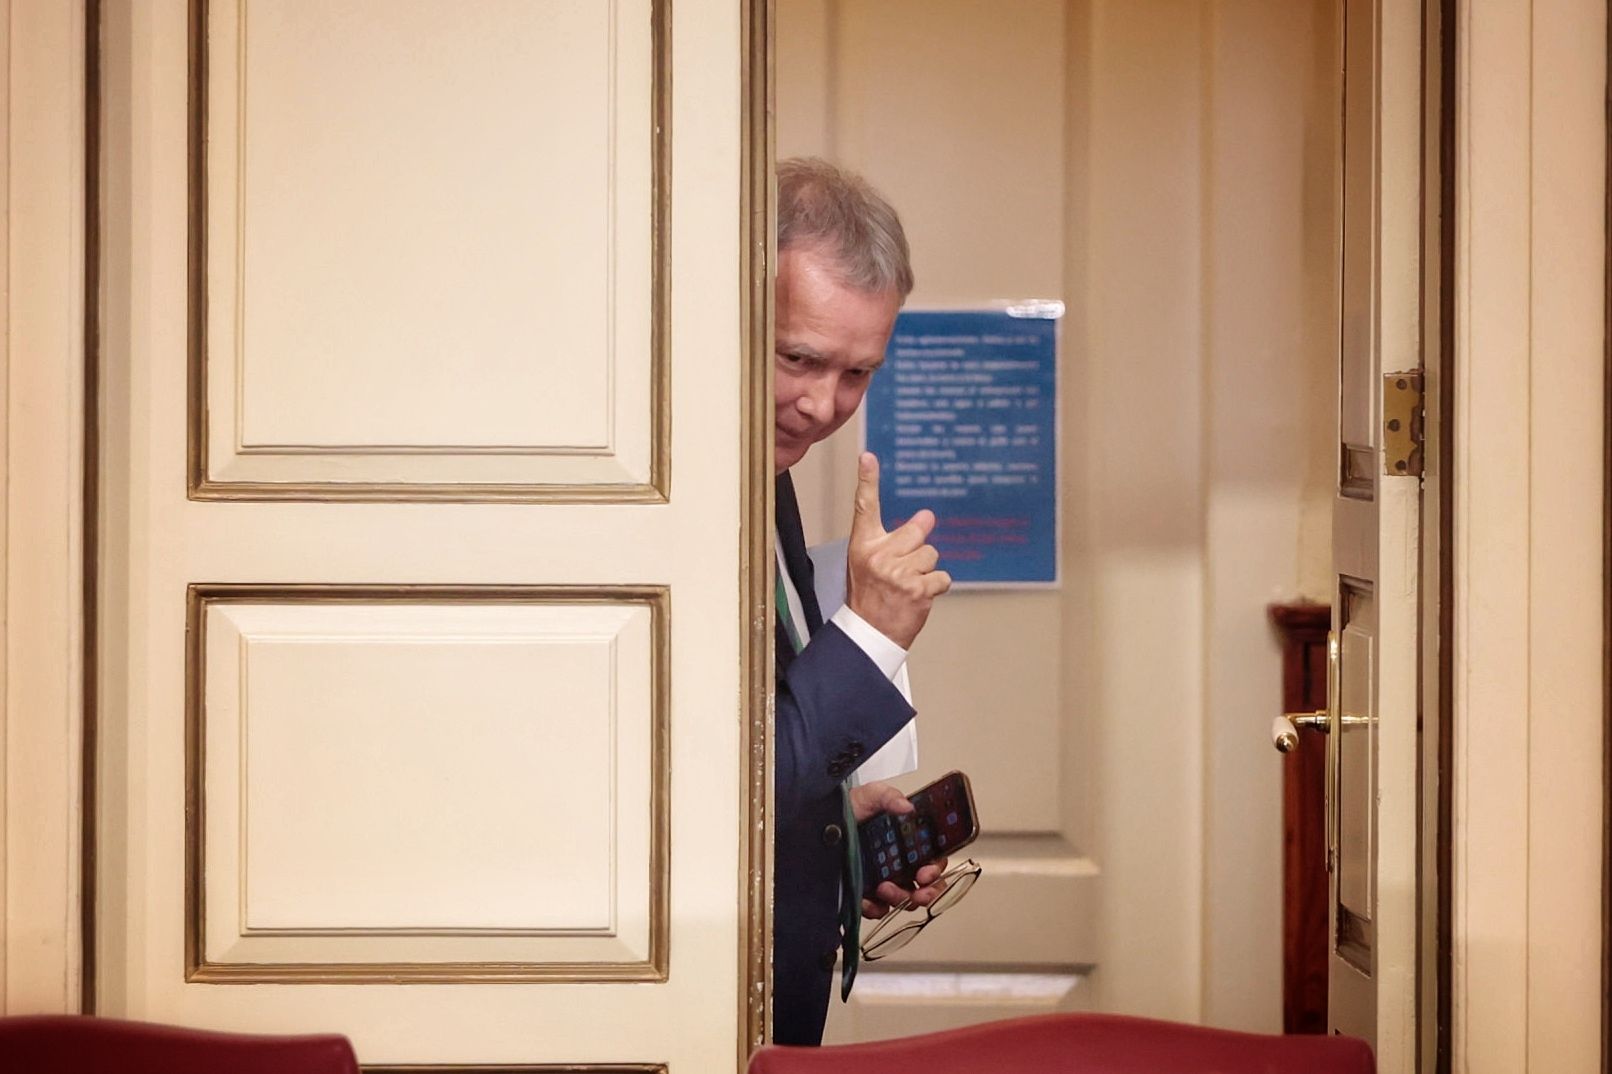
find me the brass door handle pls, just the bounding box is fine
[1272,710,1372,753]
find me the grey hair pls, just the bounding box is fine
[777,157,915,300]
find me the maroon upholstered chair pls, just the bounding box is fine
[749,1012,1375,1074]
[0,1014,359,1074]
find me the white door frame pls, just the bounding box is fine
[1,0,91,1015]
[1451,0,1606,1071]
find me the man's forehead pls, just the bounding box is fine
[777,245,896,301]
[776,318,891,360]
[778,260,899,319]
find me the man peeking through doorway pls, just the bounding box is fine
[770,157,953,1046]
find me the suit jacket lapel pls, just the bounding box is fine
[775,471,825,673]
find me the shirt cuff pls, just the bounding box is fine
[829,605,908,682]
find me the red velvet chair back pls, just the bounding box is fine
[748,1013,1375,1074]
[0,1015,359,1074]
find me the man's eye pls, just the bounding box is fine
[777,351,806,366]
[846,368,872,380]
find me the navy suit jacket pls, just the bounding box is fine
[771,472,915,1046]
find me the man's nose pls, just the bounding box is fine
[796,373,837,420]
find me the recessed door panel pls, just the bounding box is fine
[1336,582,1375,973]
[195,0,666,498]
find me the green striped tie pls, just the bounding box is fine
[774,571,804,652]
[775,568,861,999]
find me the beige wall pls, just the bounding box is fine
[779,0,1338,1031]
[1199,0,1339,1031]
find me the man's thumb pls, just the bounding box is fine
[851,452,884,537]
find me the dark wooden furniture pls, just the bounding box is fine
[1269,602,1331,1035]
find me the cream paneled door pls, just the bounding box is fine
[94,1,761,1068]
[1328,0,1422,1069]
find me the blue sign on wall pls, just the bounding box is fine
[865,308,1059,586]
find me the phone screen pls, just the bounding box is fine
[859,770,978,897]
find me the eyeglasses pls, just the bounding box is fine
[859,859,982,961]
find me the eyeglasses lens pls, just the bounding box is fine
[860,862,981,961]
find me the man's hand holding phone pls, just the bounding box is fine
[849,782,951,920]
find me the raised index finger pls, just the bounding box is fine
[850,452,885,541]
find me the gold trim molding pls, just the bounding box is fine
[184,583,670,984]
[737,0,774,1060]
[185,0,672,503]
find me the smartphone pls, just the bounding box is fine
[859,770,978,898]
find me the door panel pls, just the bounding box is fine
[1337,584,1375,943]
[95,0,750,1066]
[188,588,663,979]
[1330,0,1421,1065]
[193,0,663,496]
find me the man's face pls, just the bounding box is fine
[774,245,902,473]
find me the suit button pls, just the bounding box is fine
[819,950,838,971]
[821,823,843,847]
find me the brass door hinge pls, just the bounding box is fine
[1383,371,1424,477]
